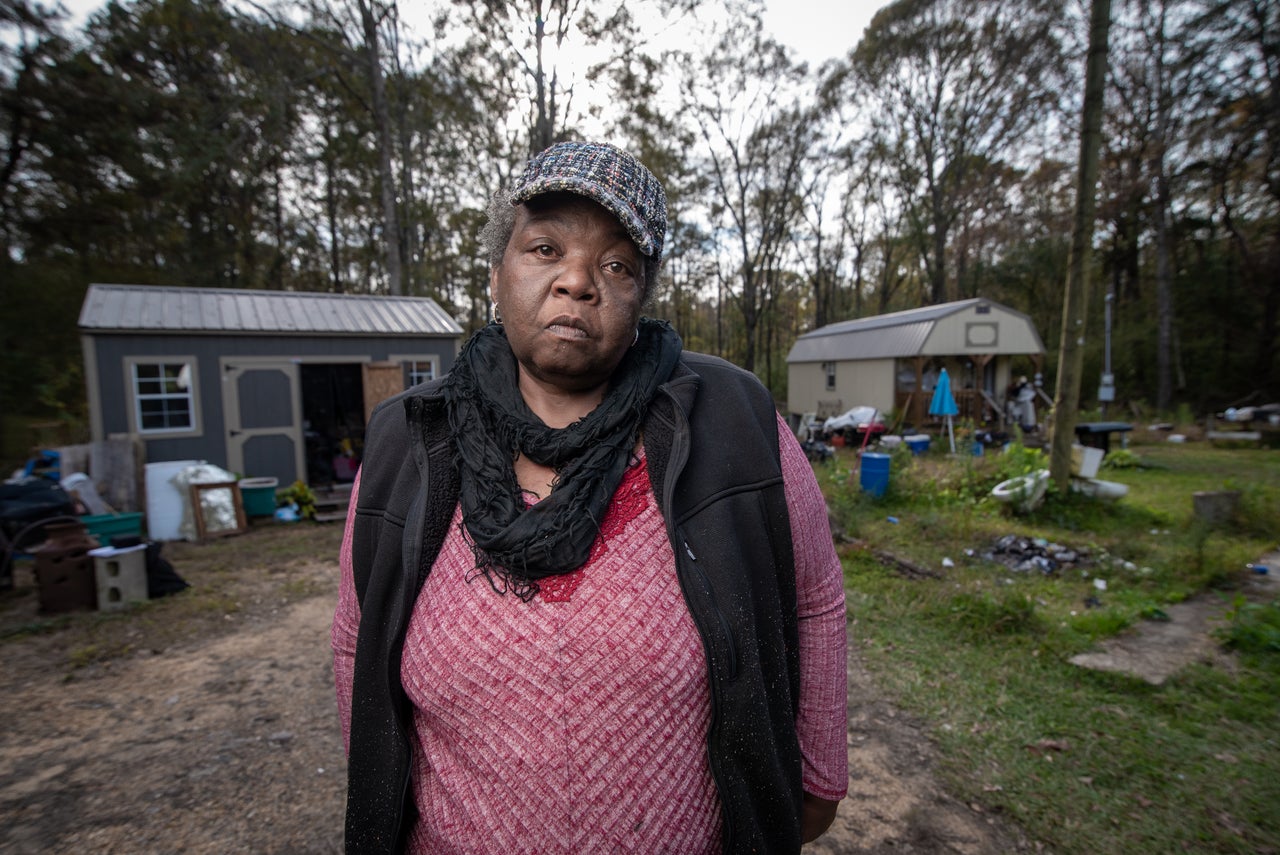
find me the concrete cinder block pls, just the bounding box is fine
[93,548,148,611]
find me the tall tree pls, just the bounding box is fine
[679,5,814,371]
[1200,0,1280,399]
[15,0,308,286]
[1050,0,1112,488]
[448,0,663,153]
[844,0,1066,305]
[0,0,68,262]
[281,0,409,294]
[355,0,403,293]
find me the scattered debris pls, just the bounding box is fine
[983,534,1093,575]
[800,438,835,462]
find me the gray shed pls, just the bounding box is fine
[786,298,1047,429]
[79,283,464,488]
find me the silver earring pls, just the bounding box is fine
[492,303,503,325]
[632,328,640,346]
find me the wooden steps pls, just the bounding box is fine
[312,483,353,523]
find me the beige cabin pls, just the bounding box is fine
[785,298,1047,430]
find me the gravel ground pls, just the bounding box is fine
[0,522,1032,854]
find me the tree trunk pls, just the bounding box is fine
[324,116,342,293]
[1152,1,1174,411]
[741,266,758,371]
[930,184,948,304]
[1050,0,1112,489]
[358,0,403,295]
[531,1,555,152]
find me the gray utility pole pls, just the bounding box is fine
[1099,290,1115,417]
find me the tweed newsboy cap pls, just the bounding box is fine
[510,141,667,266]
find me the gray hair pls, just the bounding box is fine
[478,190,660,305]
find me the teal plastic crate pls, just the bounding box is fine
[81,512,144,546]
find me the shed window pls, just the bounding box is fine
[822,361,837,392]
[406,358,438,387]
[132,361,195,433]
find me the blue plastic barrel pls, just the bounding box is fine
[859,453,891,497]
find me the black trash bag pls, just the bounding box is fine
[146,541,189,598]
[108,535,188,598]
[0,478,76,540]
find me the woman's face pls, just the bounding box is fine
[491,193,644,397]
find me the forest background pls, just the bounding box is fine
[1,0,1276,462]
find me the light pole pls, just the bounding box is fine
[1098,291,1115,416]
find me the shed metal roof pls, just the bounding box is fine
[78,283,464,337]
[786,298,1044,363]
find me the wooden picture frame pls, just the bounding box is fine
[189,481,248,540]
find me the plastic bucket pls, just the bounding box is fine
[239,477,280,517]
[904,435,931,455]
[859,453,891,497]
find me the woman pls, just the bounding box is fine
[332,141,848,854]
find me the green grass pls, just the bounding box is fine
[822,438,1280,853]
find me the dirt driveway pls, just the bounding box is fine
[0,524,1031,854]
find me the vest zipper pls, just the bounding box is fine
[680,535,739,679]
[658,383,739,853]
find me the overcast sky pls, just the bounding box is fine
[54,0,891,67]
[763,0,888,65]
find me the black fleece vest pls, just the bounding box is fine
[344,352,802,854]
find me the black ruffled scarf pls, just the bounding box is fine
[441,317,682,600]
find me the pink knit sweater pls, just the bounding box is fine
[332,415,847,853]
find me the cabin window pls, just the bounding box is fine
[822,361,837,392]
[130,359,197,434]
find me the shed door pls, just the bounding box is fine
[221,359,305,486]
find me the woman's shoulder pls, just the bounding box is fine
[678,350,764,384]
[674,352,778,423]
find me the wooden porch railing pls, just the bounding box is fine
[894,388,1006,431]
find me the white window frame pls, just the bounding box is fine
[390,354,441,389]
[125,356,201,437]
[822,361,837,392]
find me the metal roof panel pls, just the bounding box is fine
[79,283,464,337]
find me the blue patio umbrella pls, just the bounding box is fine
[928,368,960,452]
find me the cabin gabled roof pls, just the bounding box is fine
[786,298,1044,363]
